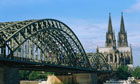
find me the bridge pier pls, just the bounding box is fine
[47,73,97,84]
[0,66,20,84]
[72,73,97,84]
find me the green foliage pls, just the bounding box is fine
[116,65,131,80]
[19,70,30,80]
[44,72,54,76]
[28,71,41,80]
[19,70,54,80]
[131,66,140,79]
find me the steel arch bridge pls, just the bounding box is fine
[0,19,110,72]
[89,52,112,71]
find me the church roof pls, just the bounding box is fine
[98,47,131,53]
[98,47,113,53]
[117,47,131,52]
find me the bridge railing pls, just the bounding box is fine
[0,19,112,71]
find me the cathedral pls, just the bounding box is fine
[97,13,133,70]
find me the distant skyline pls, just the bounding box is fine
[0,0,140,66]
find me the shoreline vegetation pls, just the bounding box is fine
[20,65,140,81]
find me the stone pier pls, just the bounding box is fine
[72,73,97,84]
[0,66,20,84]
[47,73,97,84]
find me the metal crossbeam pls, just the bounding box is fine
[0,19,111,71]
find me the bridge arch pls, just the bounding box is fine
[89,52,111,70]
[0,19,90,68]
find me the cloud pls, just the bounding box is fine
[132,46,140,66]
[63,18,140,55]
[66,19,107,52]
[125,0,140,13]
[68,19,140,66]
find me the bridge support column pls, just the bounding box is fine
[72,73,97,84]
[47,73,97,84]
[0,66,20,84]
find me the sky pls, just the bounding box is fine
[0,0,140,66]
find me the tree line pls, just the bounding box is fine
[20,70,53,80]
[116,65,140,80]
[20,65,140,80]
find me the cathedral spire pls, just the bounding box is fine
[120,12,125,33]
[118,12,128,47]
[106,13,116,48]
[108,13,113,33]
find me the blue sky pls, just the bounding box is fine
[0,0,140,66]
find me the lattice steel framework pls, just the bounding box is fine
[0,19,90,68]
[89,52,111,70]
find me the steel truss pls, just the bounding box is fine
[0,19,111,71]
[89,52,112,70]
[0,19,90,68]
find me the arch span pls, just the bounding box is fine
[0,19,90,68]
[89,52,111,70]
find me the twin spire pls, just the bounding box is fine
[108,12,126,33]
[106,12,128,48]
[120,13,126,33]
[108,13,113,33]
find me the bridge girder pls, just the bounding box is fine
[0,19,112,72]
[0,19,90,68]
[89,52,112,71]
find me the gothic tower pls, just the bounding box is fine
[106,13,116,48]
[118,13,128,47]
[97,13,133,70]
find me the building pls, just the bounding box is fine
[97,13,133,70]
[103,77,135,84]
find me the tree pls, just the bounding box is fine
[28,71,41,80]
[131,66,140,79]
[19,70,54,80]
[28,71,53,80]
[19,70,30,80]
[116,65,131,79]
